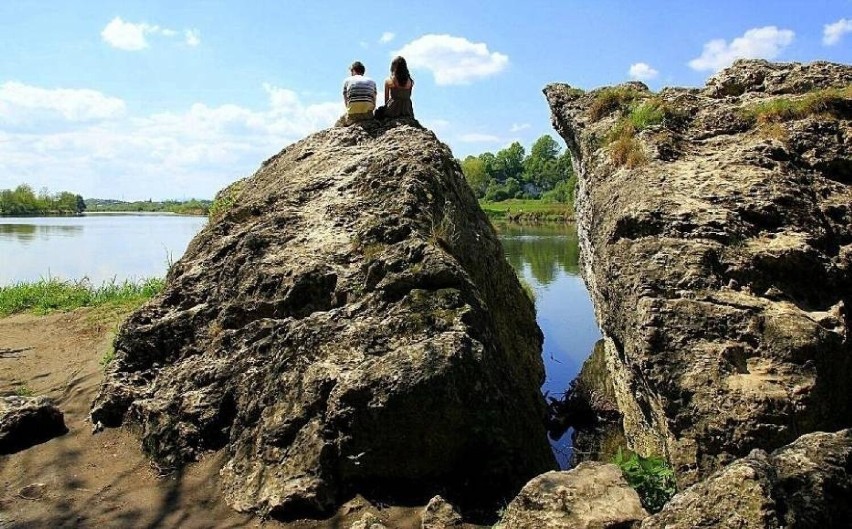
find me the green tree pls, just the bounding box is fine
[523,135,565,192]
[461,155,489,198]
[493,142,525,183]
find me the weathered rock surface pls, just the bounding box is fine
[0,395,67,454]
[497,463,648,529]
[545,60,852,485]
[90,119,555,518]
[642,429,852,528]
[421,495,463,529]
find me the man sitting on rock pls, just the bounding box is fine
[338,61,376,126]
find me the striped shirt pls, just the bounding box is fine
[343,74,377,115]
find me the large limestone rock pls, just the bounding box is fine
[642,429,852,528]
[497,463,648,529]
[545,60,852,485]
[0,395,67,454]
[90,119,555,518]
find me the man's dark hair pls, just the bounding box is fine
[350,61,365,75]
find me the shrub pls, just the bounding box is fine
[613,448,677,513]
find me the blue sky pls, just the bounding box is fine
[1,1,850,200]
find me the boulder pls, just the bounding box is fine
[497,463,648,529]
[642,429,852,528]
[90,119,555,518]
[545,60,852,485]
[0,396,67,454]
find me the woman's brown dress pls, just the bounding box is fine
[384,84,414,118]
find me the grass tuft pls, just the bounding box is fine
[741,86,852,124]
[588,86,643,121]
[0,277,164,317]
[208,180,245,221]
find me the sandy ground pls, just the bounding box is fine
[0,308,462,529]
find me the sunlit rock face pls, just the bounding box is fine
[91,118,555,518]
[545,60,852,486]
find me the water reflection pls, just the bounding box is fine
[498,223,580,285]
[497,222,601,468]
[0,223,83,244]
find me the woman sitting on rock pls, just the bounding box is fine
[375,56,414,120]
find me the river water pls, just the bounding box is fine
[0,215,600,467]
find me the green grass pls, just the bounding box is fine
[14,384,34,397]
[741,85,852,124]
[479,199,574,222]
[0,277,164,317]
[208,180,245,221]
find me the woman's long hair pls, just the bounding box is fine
[391,56,411,86]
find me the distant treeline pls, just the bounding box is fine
[460,134,577,204]
[85,198,212,215]
[0,184,85,216]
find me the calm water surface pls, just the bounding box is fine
[0,214,207,285]
[497,222,601,467]
[0,215,599,467]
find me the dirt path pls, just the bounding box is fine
[0,309,439,529]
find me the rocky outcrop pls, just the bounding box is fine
[642,429,852,528]
[0,395,67,454]
[497,463,648,529]
[90,119,555,518]
[545,60,852,485]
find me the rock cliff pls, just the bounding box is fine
[91,119,555,518]
[545,60,852,486]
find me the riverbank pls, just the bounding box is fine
[479,199,574,223]
[0,278,164,317]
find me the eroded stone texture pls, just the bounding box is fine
[0,395,67,454]
[545,60,852,485]
[497,463,648,529]
[641,430,852,528]
[421,495,463,529]
[90,119,554,518]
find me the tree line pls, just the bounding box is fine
[86,198,211,215]
[460,134,577,203]
[0,184,85,216]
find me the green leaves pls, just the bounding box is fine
[613,447,677,513]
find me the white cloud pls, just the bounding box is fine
[823,18,852,46]
[688,26,794,72]
[0,82,126,124]
[185,29,201,47]
[379,32,395,44]
[394,34,509,85]
[0,82,341,199]
[509,123,530,133]
[628,62,659,81]
[101,17,201,51]
[459,133,502,143]
[101,17,158,50]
